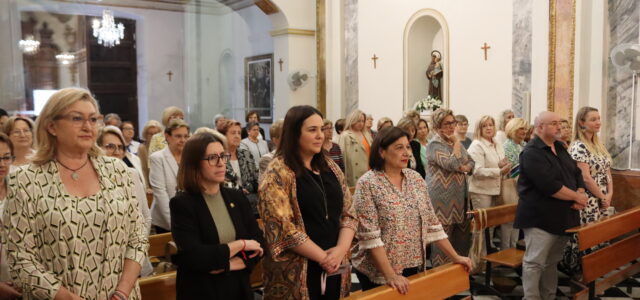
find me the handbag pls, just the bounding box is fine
[498,177,518,205]
[468,208,487,274]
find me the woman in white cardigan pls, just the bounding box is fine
[467,116,511,249]
[149,119,190,233]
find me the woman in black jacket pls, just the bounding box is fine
[170,132,264,300]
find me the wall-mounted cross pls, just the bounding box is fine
[371,54,379,69]
[481,43,491,61]
[278,59,283,72]
[166,71,173,81]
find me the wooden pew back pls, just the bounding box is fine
[140,271,176,300]
[469,203,517,230]
[344,263,469,300]
[148,232,176,258]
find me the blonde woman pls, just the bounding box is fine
[467,116,510,250]
[338,109,372,187]
[376,117,393,132]
[3,88,147,300]
[561,107,613,275]
[137,120,163,190]
[2,116,34,168]
[501,118,528,249]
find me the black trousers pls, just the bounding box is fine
[307,261,342,300]
[354,267,419,291]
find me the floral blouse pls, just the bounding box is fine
[3,156,148,300]
[503,138,526,167]
[351,169,447,284]
[258,157,357,300]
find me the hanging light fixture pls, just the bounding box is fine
[18,34,40,54]
[56,52,75,65]
[92,9,124,47]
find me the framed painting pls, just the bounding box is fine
[244,54,274,122]
[547,0,576,124]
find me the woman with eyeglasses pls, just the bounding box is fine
[170,132,264,299]
[0,133,22,299]
[2,116,34,169]
[3,88,148,300]
[97,126,154,276]
[426,108,475,267]
[322,119,344,172]
[150,119,190,234]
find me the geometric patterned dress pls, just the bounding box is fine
[2,156,148,300]
[425,134,475,267]
[561,140,612,275]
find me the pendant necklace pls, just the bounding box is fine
[308,169,329,219]
[56,158,89,181]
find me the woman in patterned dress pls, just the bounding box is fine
[259,106,357,300]
[352,127,472,294]
[3,88,148,300]
[501,118,528,249]
[561,107,613,275]
[425,108,475,267]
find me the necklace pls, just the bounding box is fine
[56,158,89,181]
[307,169,329,219]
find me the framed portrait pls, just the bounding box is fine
[245,54,274,122]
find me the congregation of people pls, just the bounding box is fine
[0,87,615,300]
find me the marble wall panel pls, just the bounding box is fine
[512,0,532,118]
[344,0,358,115]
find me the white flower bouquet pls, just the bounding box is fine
[414,96,442,112]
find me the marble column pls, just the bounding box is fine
[343,0,358,116]
[606,0,639,169]
[0,0,26,111]
[512,0,532,118]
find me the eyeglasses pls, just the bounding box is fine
[10,129,32,136]
[0,155,15,165]
[442,121,458,127]
[203,153,231,166]
[104,143,125,153]
[55,113,100,128]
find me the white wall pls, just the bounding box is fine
[356,0,513,126]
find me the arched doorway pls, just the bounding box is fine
[403,9,450,111]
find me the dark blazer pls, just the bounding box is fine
[170,187,264,300]
[410,140,427,178]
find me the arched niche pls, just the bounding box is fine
[403,9,450,111]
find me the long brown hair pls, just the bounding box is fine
[277,105,329,176]
[177,132,226,194]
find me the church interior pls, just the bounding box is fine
[0,0,639,299]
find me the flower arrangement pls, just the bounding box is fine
[414,96,442,112]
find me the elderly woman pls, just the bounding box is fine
[3,87,147,300]
[339,109,373,187]
[322,119,345,172]
[170,132,264,299]
[137,120,163,190]
[495,109,515,145]
[352,127,472,294]
[2,116,34,168]
[97,126,154,276]
[149,106,185,154]
[377,117,393,132]
[561,107,613,276]
[396,117,423,178]
[259,105,357,300]
[241,111,265,140]
[259,120,284,182]
[149,119,190,233]
[501,118,528,249]
[365,114,376,139]
[0,133,22,299]
[559,119,572,148]
[218,120,259,215]
[426,108,475,266]
[240,122,269,169]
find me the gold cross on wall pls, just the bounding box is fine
[481,43,491,61]
[166,71,173,81]
[371,54,379,69]
[278,59,283,72]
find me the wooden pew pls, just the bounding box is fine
[566,206,640,300]
[468,203,524,296]
[148,232,177,259]
[140,271,176,300]
[343,263,470,300]
[146,192,153,208]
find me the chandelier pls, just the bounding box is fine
[92,9,124,47]
[56,53,75,65]
[18,35,40,54]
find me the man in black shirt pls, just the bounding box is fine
[515,111,588,300]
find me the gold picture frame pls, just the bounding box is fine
[547,0,576,123]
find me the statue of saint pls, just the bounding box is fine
[426,50,443,100]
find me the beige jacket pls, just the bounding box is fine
[338,130,372,187]
[467,138,505,195]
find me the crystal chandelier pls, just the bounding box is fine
[56,53,75,65]
[18,35,40,54]
[92,10,124,47]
